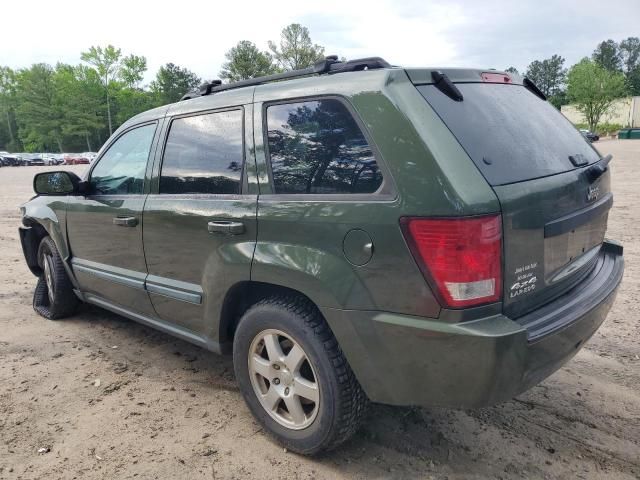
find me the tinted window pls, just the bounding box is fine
[266,99,382,194]
[160,110,243,195]
[417,83,600,186]
[91,123,156,195]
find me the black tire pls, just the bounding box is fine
[233,295,367,455]
[33,236,79,320]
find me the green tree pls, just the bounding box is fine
[0,66,21,150]
[525,54,567,98]
[150,63,201,104]
[626,67,640,97]
[220,41,277,82]
[619,37,640,73]
[268,24,325,71]
[504,66,519,75]
[619,37,640,95]
[15,64,63,151]
[592,39,622,72]
[567,59,626,132]
[548,91,568,110]
[55,64,105,151]
[114,88,158,126]
[81,45,122,135]
[120,54,147,88]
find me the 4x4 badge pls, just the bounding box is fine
[509,276,537,298]
[587,185,599,202]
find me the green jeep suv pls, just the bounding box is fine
[19,57,624,454]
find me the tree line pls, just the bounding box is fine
[0,55,201,152]
[0,26,637,152]
[0,24,324,153]
[506,37,638,131]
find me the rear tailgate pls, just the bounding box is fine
[493,167,610,317]
[412,70,612,317]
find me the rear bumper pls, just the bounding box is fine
[324,240,624,408]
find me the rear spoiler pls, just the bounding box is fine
[405,68,525,85]
[405,68,548,101]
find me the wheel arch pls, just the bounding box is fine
[218,281,329,352]
[19,219,49,275]
[20,197,74,283]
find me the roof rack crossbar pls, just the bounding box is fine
[180,56,391,101]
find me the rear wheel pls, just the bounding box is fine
[33,236,79,319]
[248,328,320,430]
[233,296,367,455]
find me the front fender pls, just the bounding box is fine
[20,196,73,279]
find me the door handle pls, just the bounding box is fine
[113,216,138,227]
[208,220,245,235]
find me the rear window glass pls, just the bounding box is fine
[416,84,600,185]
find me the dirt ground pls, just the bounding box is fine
[0,140,638,480]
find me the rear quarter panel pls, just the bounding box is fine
[251,70,500,317]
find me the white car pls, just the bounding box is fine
[81,152,98,162]
[43,155,58,166]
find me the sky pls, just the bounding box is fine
[1,0,638,84]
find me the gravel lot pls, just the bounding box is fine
[1,140,639,480]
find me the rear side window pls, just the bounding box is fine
[266,98,383,194]
[160,109,243,194]
[416,84,600,185]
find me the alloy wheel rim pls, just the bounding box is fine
[43,254,55,304]
[248,329,320,430]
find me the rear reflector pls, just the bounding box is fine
[481,72,512,83]
[401,215,502,308]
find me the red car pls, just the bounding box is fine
[63,154,90,165]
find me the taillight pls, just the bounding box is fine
[400,215,502,308]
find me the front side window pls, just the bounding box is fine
[160,110,244,195]
[266,99,383,194]
[91,123,156,195]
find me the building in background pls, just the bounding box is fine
[561,97,640,128]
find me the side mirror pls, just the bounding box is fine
[33,171,83,195]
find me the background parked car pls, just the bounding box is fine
[0,151,23,166]
[43,154,64,165]
[63,154,90,165]
[16,153,33,166]
[21,154,45,166]
[81,152,98,162]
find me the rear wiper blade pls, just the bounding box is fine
[585,154,613,183]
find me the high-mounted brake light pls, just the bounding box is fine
[481,72,512,84]
[400,215,502,308]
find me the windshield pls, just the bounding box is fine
[416,83,600,185]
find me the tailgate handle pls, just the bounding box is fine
[208,221,245,235]
[113,216,138,227]
[544,194,612,238]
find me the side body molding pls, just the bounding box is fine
[70,258,203,305]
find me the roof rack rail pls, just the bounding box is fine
[180,56,391,101]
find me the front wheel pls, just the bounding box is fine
[233,296,367,455]
[33,236,79,319]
